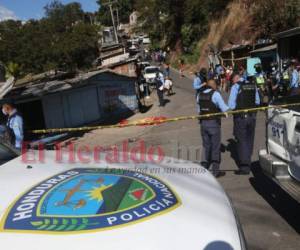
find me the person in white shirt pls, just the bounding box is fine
[164,77,173,96]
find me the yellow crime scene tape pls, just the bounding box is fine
[30,102,300,134]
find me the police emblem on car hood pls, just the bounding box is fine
[0,168,181,234]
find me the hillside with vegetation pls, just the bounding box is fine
[1,0,300,77]
[105,0,300,67]
[0,1,100,78]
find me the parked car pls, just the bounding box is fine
[143,37,151,45]
[138,61,151,70]
[129,44,140,56]
[143,66,160,85]
[259,95,300,202]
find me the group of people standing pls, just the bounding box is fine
[197,59,300,102]
[195,59,299,178]
[196,74,260,178]
[152,49,170,65]
[255,59,300,102]
[205,64,236,92]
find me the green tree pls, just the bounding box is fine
[135,0,182,49]
[0,0,100,76]
[135,0,232,51]
[251,0,300,36]
[5,62,21,78]
[97,0,135,26]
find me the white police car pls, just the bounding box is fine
[143,66,160,84]
[0,151,246,250]
[259,95,300,202]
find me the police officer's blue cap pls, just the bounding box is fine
[0,98,15,107]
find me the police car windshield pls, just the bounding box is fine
[145,68,159,74]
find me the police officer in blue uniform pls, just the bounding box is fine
[254,63,266,104]
[193,72,202,97]
[155,72,165,107]
[197,79,229,178]
[281,60,291,96]
[290,59,300,96]
[193,71,207,98]
[228,73,260,175]
[1,100,24,149]
[269,62,281,101]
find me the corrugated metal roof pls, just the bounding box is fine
[4,69,135,100]
[0,77,14,99]
[275,27,300,39]
[222,41,252,52]
[250,44,277,54]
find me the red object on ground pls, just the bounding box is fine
[138,116,167,126]
[118,117,167,127]
[119,119,129,127]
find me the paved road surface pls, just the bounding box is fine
[77,68,300,250]
[166,69,300,250]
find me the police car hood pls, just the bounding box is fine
[0,151,242,250]
[144,73,157,79]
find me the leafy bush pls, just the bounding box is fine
[0,1,100,76]
[251,0,300,36]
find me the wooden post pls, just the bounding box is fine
[220,56,224,66]
[231,50,235,67]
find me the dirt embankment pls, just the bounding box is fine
[168,1,259,72]
[197,1,257,68]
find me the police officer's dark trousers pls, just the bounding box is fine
[195,89,201,99]
[290,87,300,96]
[157,89,164,106]
[201,119,221,172]
[234,114,256,167]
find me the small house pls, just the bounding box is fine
[250,44,277,72]
[3,70,138,132]
[275,27,300,67]
[220,42,253,68]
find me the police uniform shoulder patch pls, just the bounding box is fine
[0,168,181,234]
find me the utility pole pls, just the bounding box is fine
[102,0,119,44]
[116,8,120,27]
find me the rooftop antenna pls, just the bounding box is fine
[102,0,119,44]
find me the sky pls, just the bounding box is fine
[0,0,99,21]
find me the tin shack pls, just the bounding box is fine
[3,70,138,132]
[275,27,300,67]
